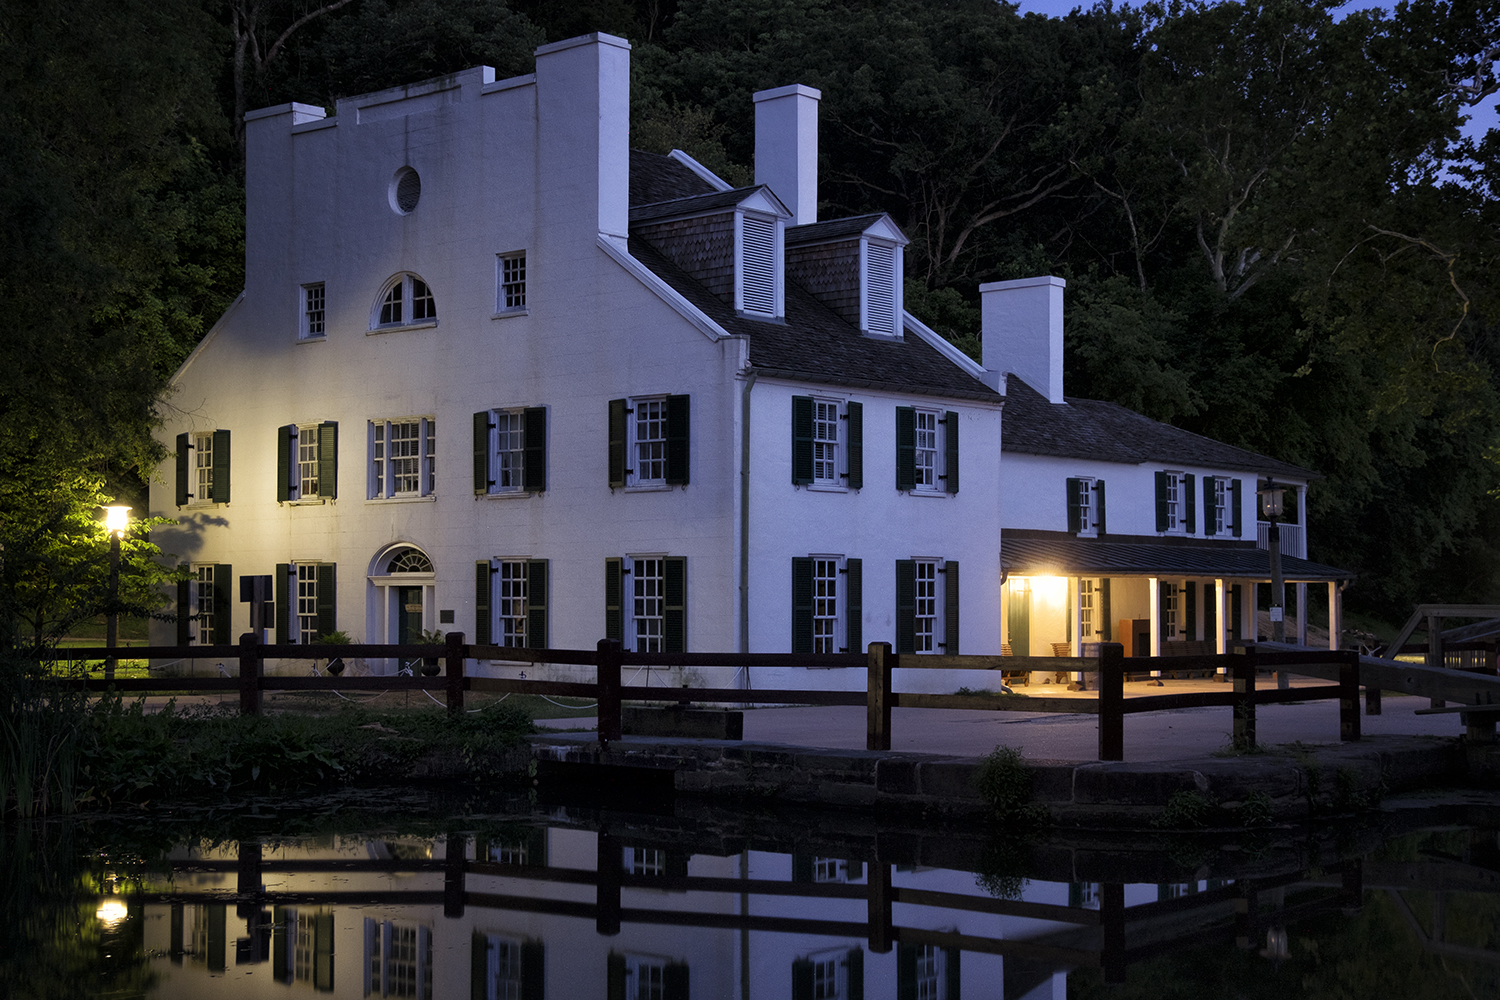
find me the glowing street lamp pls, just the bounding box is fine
[103,505,131,683]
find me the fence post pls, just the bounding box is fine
[1232,645,1257,751]
[1101,882,1126,984]
[445,632,466,718]
[866,861,893,954]
[443,833,466,918]
[596,829,622,936]
[867,642,893,752]
[1338,649,1361,742]
[238,631,261,716]
[598,639,623,745]
[1098,642,1124,762]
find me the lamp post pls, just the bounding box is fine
[1257,482,1286,687]
[103,505,131,683]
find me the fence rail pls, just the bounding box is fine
[40,634,1375,761]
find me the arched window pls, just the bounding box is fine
[385,547,433,574]
[373,274,437,329]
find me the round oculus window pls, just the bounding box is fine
[391,167,421,214]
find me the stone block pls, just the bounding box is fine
[1072,764,1208,805]
[875,759,921,795]
[621,706,743,740]
[919,761,983,801]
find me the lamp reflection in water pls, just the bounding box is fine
[96,897,129,930]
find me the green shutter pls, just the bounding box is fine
[1158,581,1168,644]
[206,904,226,972]
[523,406,547,492]
[895,407,916,490]
[666,394,690,485]
[1155,471,1169,531]
[1096,479,1107,535]
[521,940,545,1000]
[1230,479,1243,537]
[316,563,336,639]
[1184,473,1196,533]
[792,855,814,882]
[607,953,627,1000]
[664,556,686,653]
[1231,583,1243,638]
[605,558,623,642]
[474,411,492,494]
[895,560,916,655]
[176,433,190,505]
[212,429,231,503]
[944,560,959,654]
[791,557,814,654]
[1204,582,1216,642]
[272,908,288,983]
[475,562,492,646]
[1203,476,1217,536]
[846,400,863,489]
[527,559,548,649]
[1008,583,1031,655]
[792,958,814,1000]
[317,422,337,499]
[608,399,627,487]
[945,947,960,1000]
[314,913,334,991]
[471,932,489,1000]
[1066,478,1082,533]
[896,943,917,1000]
[663,962,689,1000]
[275,564,290,644]
[277,426,292,501]
[177,576,191,645]
[791,396,814,485]
[1100,578,1112,641]
[214,564,232,646]
[846,558,862,653]
[847,948,864,1000]
[944,411,959,493]
[1185,579,1197,639]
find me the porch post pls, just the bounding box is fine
[1215,578,1227,668]
[1327,581,1340,652]
[1241,581,1255,642]
[1071,576,1084,686]
[1296,582,1308,647]
[1148,575,1161,673]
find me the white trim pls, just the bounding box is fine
[170,291,244,386]
[596,234,728,342]
[902,311,992,380]
[668,149,732,192]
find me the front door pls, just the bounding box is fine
[1007,580,1031,656]
[397,586,423,669]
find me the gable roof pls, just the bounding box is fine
[629,149,717,206]
[786,214,904,246]
[627,235,1000,402]
[629,185,789,225]
[1002,378,1315,479]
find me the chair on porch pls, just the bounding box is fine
[1050,642,1073,683]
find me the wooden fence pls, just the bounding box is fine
[47,636,1363,761]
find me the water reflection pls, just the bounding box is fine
[8,797,1500,998]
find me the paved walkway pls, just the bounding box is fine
[536,678,1461,762]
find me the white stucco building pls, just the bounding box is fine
[150,33,1008,677]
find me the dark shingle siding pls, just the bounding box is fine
[634,214,736,303]
[786,239,860,326]
[629,150,716,206]
[1003,379,1314,479]
[627,235,999,401]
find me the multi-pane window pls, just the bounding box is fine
[370,418,435,498]
[914,560,938,653]
[812,558,839,654]
[302,283,325,338]
[914,945,943,1000]
[194,433,214,505]
[484,937,523,1000]
[628,958,666,1000]
[1080,578,1097,643]
[633,399,667,485]
[1214,477,1228,534]
[1076,478,1095,533]
[1163,582,1180,639]
[623,847,665,875]
[366,921,431,1000]
[812,400,839,483]
[494,411,525,492]
[293,911,313,982]
[813,957,840,999]
[374,274,437,328]
[298,429,320,498]
[913,410,938,490]
[498,252,526,311]
[497,561,528,647]
[1164,472,1183,531]
[296,564,319,644]
[633,557,665,653]
[813,857,847,883]
[193,565,216,644]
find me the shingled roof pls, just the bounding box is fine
[1002,535,1354,581]
[627,235,999,402]
[1002,378,1314,479]
[629,149,717,206]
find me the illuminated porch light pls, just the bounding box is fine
[104,505,132,537]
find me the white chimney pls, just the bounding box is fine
[753,84,821,226]
[535,33,632,241]
[981,276,1066,404]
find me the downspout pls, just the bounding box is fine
[739,370,758,668]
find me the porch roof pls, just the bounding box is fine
[1001,536,1356,583]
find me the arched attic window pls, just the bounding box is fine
[372,273,437,330]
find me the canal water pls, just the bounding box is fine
[5,787,1499,999]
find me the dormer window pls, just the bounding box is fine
[371,273,437,331]
[862,238,902,338]
[737,211,781,317]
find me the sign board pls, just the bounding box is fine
[1269,606,1284,622]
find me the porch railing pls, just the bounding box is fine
[1256,520,1304,557]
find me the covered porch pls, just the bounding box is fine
[1000,535,1356,674]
